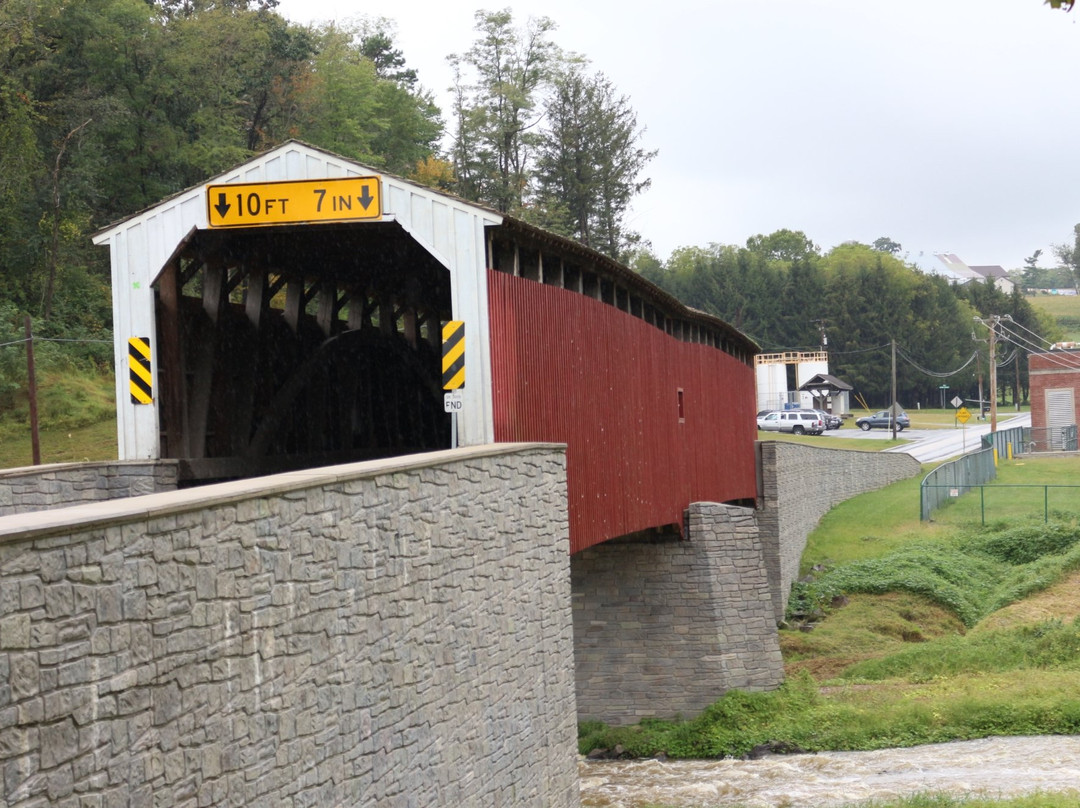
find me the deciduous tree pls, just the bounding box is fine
[1051,224,1080,291]
[448,8,559,213]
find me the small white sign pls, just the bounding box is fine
[444,391,464,413]
[951,396,963,408]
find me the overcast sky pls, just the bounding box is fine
[274,0,1080,271]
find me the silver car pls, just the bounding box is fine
[757,410,825,435]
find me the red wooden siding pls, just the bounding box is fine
[488,271,758,554]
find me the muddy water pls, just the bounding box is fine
[580,736,1080,807]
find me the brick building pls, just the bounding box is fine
[1028,348,1080,449]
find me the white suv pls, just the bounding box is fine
[757,410,825,436]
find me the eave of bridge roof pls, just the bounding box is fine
[495,216,759,356]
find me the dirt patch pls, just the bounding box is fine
[973,567,1080,633]
[785,655,877,680]
[780,591,965,679]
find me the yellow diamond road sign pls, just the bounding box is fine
[956,406,971,424]
[206,177,381,228]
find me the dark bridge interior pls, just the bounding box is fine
[154,222,451,484]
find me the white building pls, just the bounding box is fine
[930,253,1015,293]
[754,351,831,412]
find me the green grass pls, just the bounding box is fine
[1028,293,1080,341]
[802,456,1080,572]
[928,457,1080,526]
[0,418,117,469]
[581,455,1080,768]
[801,473,938,569]
[758,430,912,450]
[799,522,1080,627]
[1027,293,1080,319]
[841,618,1080,681]
[838,794,1080,808]
[643,795,1080,808]
[0,370,117,469]
[579,667,1080,759]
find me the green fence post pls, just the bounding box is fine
[981,485,985,525]
[1045,486,1049,524]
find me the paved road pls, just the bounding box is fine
[816,412,1031,463]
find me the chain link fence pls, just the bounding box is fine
[1024,424,1079,453]
[921,423,1079,522]
[920,444,997,521]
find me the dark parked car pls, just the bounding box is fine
[856,410,910,431]
[812,409,842,430]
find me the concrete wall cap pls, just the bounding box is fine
[0,444,564,544]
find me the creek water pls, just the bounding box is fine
[579,736,1080,807]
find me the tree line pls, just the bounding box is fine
[0,0,654,340]
[0,0,1069,416]
[635,232,1059,409]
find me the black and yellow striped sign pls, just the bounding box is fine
[128,337,153,404]
[442,320,465,390]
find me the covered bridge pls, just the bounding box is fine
[93,141,758,554]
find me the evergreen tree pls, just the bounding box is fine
[532,66,656,261]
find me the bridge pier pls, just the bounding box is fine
[571,502,784,726]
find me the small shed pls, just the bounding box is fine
[799,373,853,415]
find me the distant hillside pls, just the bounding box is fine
[1028,294,1080,342]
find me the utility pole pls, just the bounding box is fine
[24,316,41,465]
[973,314,1012,434]
[814,319,828,352]
[1014,350,1022,411]
[891,338,897,440]
[988,319,997,433]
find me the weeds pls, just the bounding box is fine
[794,523,1080,628]
[581,475,1080,764]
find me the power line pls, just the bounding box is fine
[996,325,1080,369]
[0,336,111,349]
[829,342,893,356]
[37,338,113,345]
[894,344,980,378]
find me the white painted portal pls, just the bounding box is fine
[93,141,502,459]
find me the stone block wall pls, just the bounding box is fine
[0,461,178,517]
[0,445,579,808]
[756,441,922,620]
[571,503,783,726]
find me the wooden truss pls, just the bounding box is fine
[154,222,450,483]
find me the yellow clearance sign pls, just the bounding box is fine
[206,177,381,228]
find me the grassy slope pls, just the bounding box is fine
[1028,292,1080,342]
[582,454,1080,807]
[0,419,117,469]
[0,371,117,469]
